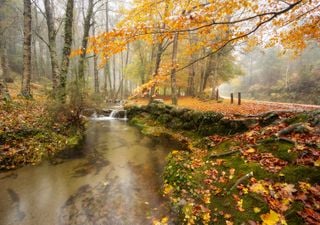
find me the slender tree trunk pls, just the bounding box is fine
[78,0,94,82]
[0,43,10,101]
[187,32,196,96]
[32,6,39,81]
[149,0,169,103]
[170,32,179,105]
[1,42,10,82]
[21,0,32,98]
[34,7,45,78]
[199,48,206,93]
[104,0,111,96]
[211,54,218,99]
[202,53,214,91]
[112,55,116,96]
[59,0,74,101]
[92,21,99,93]
[149,42,163,103]
[44,0,59,94]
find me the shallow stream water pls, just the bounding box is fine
[0,120,172,225]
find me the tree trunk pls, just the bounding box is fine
[210,54,218,99]
[112,55,116,96]
[199,48,206,93]
[92,20,99,93]
[44,0,59,94]
[21,0,32,98]
[32,6,39,81]
[201,53,215,93]
[149,42,163,103]
[59,0,74,101]
[149,0,170,103]
[78,0,94,82]
[104,0,111,96]
[0,44,10,101]
[170,32,179,105]
[187,32,196,96]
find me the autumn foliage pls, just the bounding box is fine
[70,0,320,97]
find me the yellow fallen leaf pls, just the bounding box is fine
[246,148,256,153]
[254,207,261,213]
[314,159,320,167]
[161,216,169,224]
[261,210,287,225]
[250,183,267,194]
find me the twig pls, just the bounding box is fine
[278,137,296,144]
[210,149,240,158]
[230,171,253,191]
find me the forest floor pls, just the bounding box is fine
[128,102,320,225]
[131,96,320,116]
[0,82,84,170]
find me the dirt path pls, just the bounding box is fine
[130,97,320,116]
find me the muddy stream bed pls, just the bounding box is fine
[0,119,174,225]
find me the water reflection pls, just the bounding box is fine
[0,120,171,225]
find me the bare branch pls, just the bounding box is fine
[31,0,47,19]
[34,31,50,48]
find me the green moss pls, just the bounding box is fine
[285,201,305,225]
[65,134,83,149]
[212,140,238,153]
[223,156,277,181]
[282,165,320,184]
[257,140,296,162]
[284,113,309,125]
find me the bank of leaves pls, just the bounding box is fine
[0,93,84,170]
[159,110,320,225]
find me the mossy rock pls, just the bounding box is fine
[260,112,280,126]
[181,110,194,122]
[191,111,203,124]
[219,118,251,134]
[157,114,173,124]
[200,111,224,124]
[167,118,184,130]
[181,121,196,130]
[126,106,145,119]
[284,112,309,125]
[197,124,223,136]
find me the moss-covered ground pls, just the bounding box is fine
[130,109,320,225]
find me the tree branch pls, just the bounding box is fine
[34,31,50,48]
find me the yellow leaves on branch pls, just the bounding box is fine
[70,0,319,75]
[129,61,178,97]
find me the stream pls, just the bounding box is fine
[0,119,172,225]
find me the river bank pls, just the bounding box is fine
[0,83,84,170]
[126,101,320,225]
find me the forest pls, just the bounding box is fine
[0,0,319,225]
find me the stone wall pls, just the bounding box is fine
[126,102,264,136]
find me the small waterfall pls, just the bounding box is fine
[90,109,127,121]
[91,111,98,118]
[109,109,119,118]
